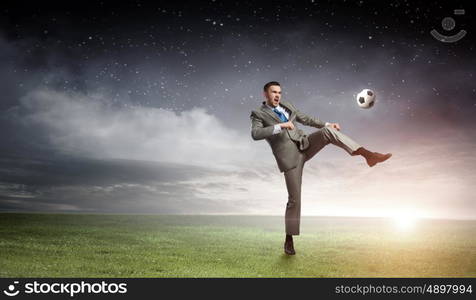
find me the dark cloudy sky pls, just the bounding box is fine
[0,0,475,219]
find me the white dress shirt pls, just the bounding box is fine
[265,103,330,134]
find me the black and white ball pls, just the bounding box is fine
[356,89,376,109]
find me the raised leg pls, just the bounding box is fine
[303,126,361,162]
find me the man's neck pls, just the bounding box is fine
[265,102,279,109]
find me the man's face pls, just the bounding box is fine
[264,85,282,107]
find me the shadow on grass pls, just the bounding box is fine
[269,254,298,276]
[278,253,296,263]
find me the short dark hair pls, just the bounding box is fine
[263,81,281,92]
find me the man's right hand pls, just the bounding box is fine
[279,121,295,130]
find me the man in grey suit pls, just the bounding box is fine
[250,81,392,255]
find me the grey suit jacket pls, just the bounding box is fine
[250,101,326,172]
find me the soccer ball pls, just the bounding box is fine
[356,89,376,109]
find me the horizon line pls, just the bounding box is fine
[1,210,475,221]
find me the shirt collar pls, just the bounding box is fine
[264,102,281,110]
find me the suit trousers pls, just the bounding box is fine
[284,126,361,235]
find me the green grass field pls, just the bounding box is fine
[0,213,475,277]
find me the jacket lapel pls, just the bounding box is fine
[260,102,282,123]
[260,101,296,123]
[280,102,296,121]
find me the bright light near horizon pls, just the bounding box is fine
[392,214,419,231]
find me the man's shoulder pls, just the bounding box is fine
[280,101,296,110]
[250,109,263,118]
[250,102,266,115]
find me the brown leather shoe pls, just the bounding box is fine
[366,152,392,167]
[284,240,296,255]
[352,147,392,167]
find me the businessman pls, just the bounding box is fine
[250,81,392,255]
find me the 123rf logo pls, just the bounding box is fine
[3,281,127,297]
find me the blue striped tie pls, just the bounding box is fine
[273,108,288,122]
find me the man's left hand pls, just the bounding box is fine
[326,122,341,131]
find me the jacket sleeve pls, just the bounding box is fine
[287,102,326,128]
[250,111,276,140]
